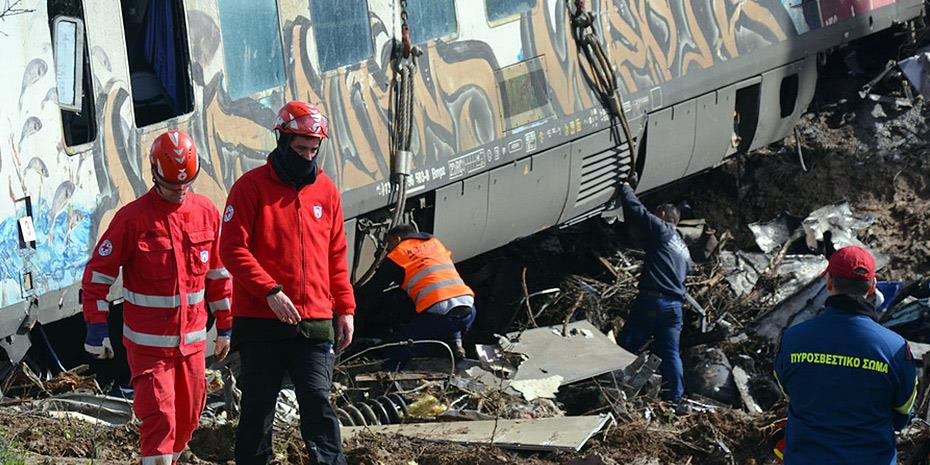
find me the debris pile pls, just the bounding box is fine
[3,49,930,465]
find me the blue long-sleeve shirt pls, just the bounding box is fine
[774,295,918,465]
[619,184,692,298]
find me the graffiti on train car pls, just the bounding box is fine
[0,0,909,317]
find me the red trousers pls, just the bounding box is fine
[127,349,206,465]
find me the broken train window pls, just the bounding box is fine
[120,0,194,127]
[48,0,98,147]
[310,0,373,72]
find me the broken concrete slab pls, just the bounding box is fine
[342,414,614,452]
[506,321,637,385]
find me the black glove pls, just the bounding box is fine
[625,171,639,189]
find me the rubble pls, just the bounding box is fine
[2,46,930,465]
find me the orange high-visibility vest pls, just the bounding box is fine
[387,237,474,313]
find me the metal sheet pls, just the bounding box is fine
[507,320,637,384]
[342,414,614,452]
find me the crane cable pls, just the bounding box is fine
[354,0,418,287]
[570,0,637,164]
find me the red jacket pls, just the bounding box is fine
[82,189,232,356]
[219,163,355,320]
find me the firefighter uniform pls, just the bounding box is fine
[774,247,918,465]
[82,188,232,465]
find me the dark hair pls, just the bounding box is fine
[386,224,418,243]
[831,275,873,297]
[656,204,680,225]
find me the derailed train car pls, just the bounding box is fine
[0,0,923,363]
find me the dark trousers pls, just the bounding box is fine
[235,338,344,465]
[618,295,684,402]
[384,306,476,371]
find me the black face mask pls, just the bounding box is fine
[272,134,318,187]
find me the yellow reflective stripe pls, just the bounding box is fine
[896,374,919,415]
[773,369,789,401]
[774,447,783,460]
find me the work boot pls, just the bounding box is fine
[452,339,467,360]
[672,400,693,416]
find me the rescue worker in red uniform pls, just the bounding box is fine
[367,224,476,370]
[220,101,355,465]
[82,130,232,465]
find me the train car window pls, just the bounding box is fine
[218,0,285,99]
[406,0,456,44]
[47,0,97,148]
[119,0,194,127]
[486,0,535,23]
[310,0,373,72]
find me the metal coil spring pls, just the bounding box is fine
[336,393,408,426]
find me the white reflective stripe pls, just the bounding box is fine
[90,271,117,285]
[124,290,180,308]
[123,289,205,308]
[185,328,207,344]
[124,325,180,347]
[141,454,173,465]
[187,289,205,305]
[404,264,455,293]
[208,298,231,312]
[206,268,230,280]
[172,452,181,461]
[123,324,207,348]
[96,300,110,312]
[413,278,466,303]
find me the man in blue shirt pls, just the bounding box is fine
[775,246,918,465]
[617,182,692,406]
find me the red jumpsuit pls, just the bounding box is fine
[82,189,232,465]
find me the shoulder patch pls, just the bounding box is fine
[223,205,234,223]
[98,239,113,257]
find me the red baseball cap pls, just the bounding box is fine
[823,246,875,281]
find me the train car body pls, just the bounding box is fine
[0,0,922,361]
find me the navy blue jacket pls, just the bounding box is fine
[774,295,918,465]
[619,184,691,298]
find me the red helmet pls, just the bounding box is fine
[150,130,199,184]
[274,101,328,138]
